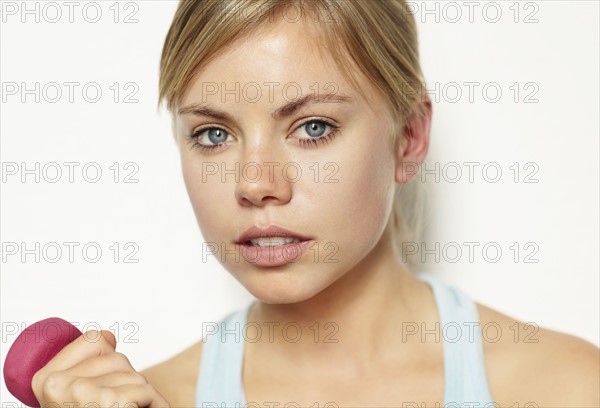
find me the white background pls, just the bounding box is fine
[1,1,598,404]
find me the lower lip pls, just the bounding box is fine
[237,240,314,267]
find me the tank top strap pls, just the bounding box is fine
[415,273,495,405]
[196,302,253,407]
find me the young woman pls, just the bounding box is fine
[31,1,599,407]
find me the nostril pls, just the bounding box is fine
[235,176,292,207]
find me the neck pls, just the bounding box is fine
[246,221,438,376]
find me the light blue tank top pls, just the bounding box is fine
[196,273,496,407]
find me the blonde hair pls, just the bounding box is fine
[158,0,429,268]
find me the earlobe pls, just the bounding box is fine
[394,97,433,184]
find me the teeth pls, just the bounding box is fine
[248,237,301,247]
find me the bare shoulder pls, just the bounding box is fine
[141,340,204,408]
[477,302,599,408]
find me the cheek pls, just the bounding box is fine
[181,157,231,241]
[304,138,396,250]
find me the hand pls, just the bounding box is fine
[31,330,170,408]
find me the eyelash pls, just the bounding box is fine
[186,119,341,153]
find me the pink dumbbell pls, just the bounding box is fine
[3,317,82,407]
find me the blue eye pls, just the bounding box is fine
[304,121,327,137]
[187,127,233,152]
[206,128,228,144]
[295,119,340,148]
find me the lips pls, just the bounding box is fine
[234,225,315,267]
[235,225,313,245]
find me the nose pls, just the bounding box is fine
[234,146,293,207]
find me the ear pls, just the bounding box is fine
[395,95,432,184]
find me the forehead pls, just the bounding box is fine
[179,16,377,109]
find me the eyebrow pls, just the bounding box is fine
[177,92,354,121]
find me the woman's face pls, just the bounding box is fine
[174,17,401,304]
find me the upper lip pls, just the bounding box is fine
[235,225,314,244]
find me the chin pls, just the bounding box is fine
[234,269,332,305]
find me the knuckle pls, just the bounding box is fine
[31,369,46,397]
[97,387,119,407]
[128,371,149,385]
[70,377,93,400]
[42,372,68,400]
[82,329,101,343]
[82,330,106,352]
[109,351,133,368]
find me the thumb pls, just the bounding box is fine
[100,330,117,350]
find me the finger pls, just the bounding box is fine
[106,384,171,408]
[81,371,149,388]
[41,330,117,373]
[64,352,137,378]
[36,377,170,408]
[33,371,76,405]
[31,331,118,404]
[100,330,117,350]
